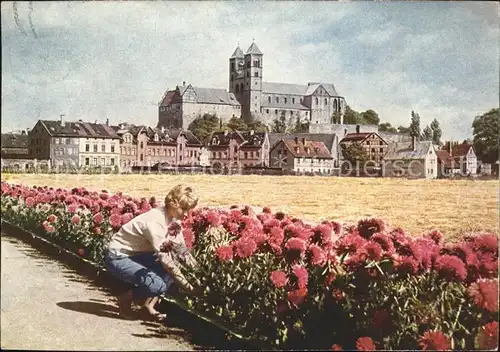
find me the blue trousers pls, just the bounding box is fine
[105,251,174,300]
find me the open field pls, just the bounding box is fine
[2,173,498,238]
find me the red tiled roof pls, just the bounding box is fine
[452,143,473,157]
[436,150,457,168]
[341,133,372,142]
[282,139,333,159]
[160,91,176,107]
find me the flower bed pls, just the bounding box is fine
[1,182,498,351]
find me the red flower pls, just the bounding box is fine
[312,224,333,245]
[434,255,467,282]
[335,233,367,255]
[355,337,376,351]
[396,256,420,276]
[206,210,222,226]
[285,237,307,252]
[183,228,195,249]
[331,344,343,351]
[25,197,35,208]
[270,270,288,288]
[325,273,336,286]
[467,278,499,312]
[77,248,85,256]
[47,214,57,223]
[332,288,344,301]
[275,211,286,220]
[292,265,309,289]
[419,330,451,351]
[71,215,81,225]
[67,204,78,213]
[363,242,383,261]
[109,214,122,229]
[93,212,104,225]
[357,218,385,239]
[234,237,257,258]
[308,244,327,266]
[215,246,233,261]
[93,227,102,235]
[476,321,498,350]
[262,206,272,214]
[121,213,134,225]
[470,233,498,256]
[287,287,307,307]
[42,221,55,233]
[424,229,443,245]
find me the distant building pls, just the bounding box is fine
[28,118,120,169]
[159,42,347,130]
[446,142,478,176]
[339,131,388,166]
[112,124,203,170]
[383,139,438,179]
[269,137,334,174]
[435,150,460,178]
[206,130,270,168]
[0,131,34,171]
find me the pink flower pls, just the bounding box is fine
[42,221,55,233]
[93,212,104,225]
[215,246,233,261]
[47,214,57,223]
[71,215,81,225]
[363,242,383,261]
[93,227,102,235]
[357,218,385,239]
[270,270,288,288]
[25,197,35,208]
[467,278,498,312]
[292,265,308,289]
[234,237,257,259]
[434,255,467,282]
[67,204,78,213]
[355,337,376,351]
[206,210,222,226]
[476,321,498,350]
[331,344,343,351]
[396,256,420,276]
[183,228,195,249]
[308,244,327,266]
[424,229,443,245]
[285,237,307,252]
[78,248,85,256]
[109,214,122,229]
[419,330,451,351]
[121,213,134,225]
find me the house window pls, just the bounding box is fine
[379,141,384,145]
[93,145,98,152]
[101,157,105,165]
[290,111,293,116]
[315,98,319,105]
[254,72,259,77]
[244,152,248,159]
[148,148,151,155]
[157,148,160,155]
[233,146,237,153]
[85,157,90,166]
[110,158,115,166]
[55,138,60,144]
[217,152,221,158]
[275,109,278,115]
[85,144,90,152]
[256,151,260,158]
[276,97,279,104]
[101,144,106,152]
[93,157,98,165]
[253,60,260,67]
[292,98,295,104]
[379,148,384,153]
[111,145,115,153]
[324,98,327,105]
[212,152,216,158]
[284,98,288,104]
[66,138,71,144]
[140,154,144,161]
[266,109,269,114]
[371,148,375,153]
[246,61,250,68]
[268,96,271,103]
[246,71,249,78]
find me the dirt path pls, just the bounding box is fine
[0,236,195,351]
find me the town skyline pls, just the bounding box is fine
[1,1,498,140]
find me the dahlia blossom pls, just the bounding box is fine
[308,244,327,266]
[71,215,81,225]
[93,212,104,225]
[467,278,499,312]
[109,214,122,229]
[434,255,467,282]
[292,265,309,289]
[363,242,383,261]
[234,237,257,259]
[331,344,343,351]
[270,270,288,288]
[355,337,376,351]
[287,287,307,307]
[47,214,57,223]
[357,218,385,239]
[475,321,498,350]
[25,197,35,208]
[215,246,233,261]
[418,330,451,351]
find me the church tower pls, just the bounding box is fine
[242,41,263,122]
[229,45,245,105]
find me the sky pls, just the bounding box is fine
[1,1,498,141]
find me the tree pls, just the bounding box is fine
[360,109,380,125]
[409,110,422,139]
[343,105,362,125]
[379,122,398,133]
[331,111,342,124]
[290,117,309,133]
[472,108,500,163]
[422,125,433,141]
[430,118,442,146]
[188,113,221,143]
[227,116,248,131]
[272,111,288,133]
[341,142,369,164]
[247,119,269,133]
[397,126,410,134]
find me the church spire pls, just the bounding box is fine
[231,45,244,58]
[246,41,263,55]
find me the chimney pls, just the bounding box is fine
[106,118,109,126]
[60,114,65,127]
[412,136,416,151]
[449,142,452,157]
[161,126,165,133]
[294,137,299,144]
[356,125,360,134]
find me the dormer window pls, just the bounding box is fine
[154,133,159,142]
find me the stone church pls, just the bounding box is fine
[157,42,347,131]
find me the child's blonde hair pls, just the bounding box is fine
[164,184,198,211]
